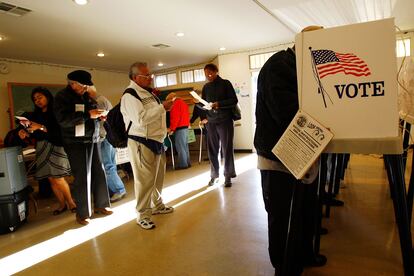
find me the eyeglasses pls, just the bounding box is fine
[137,74,154,79]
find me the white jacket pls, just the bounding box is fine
[120,80,166,143]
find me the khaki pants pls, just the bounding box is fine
[128,139,166,220]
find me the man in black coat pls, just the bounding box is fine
[254,26,326,275]
[54,70,112,225]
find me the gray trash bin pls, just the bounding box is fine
[0,146,30,233]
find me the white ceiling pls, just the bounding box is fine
[0,0,413,72]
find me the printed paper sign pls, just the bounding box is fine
[75,104,85,136]
[296,19,399,145]
[272,110,333,180]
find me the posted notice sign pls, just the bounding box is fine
[295,19,399,150]
[272,110,333,180]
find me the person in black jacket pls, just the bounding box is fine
[202,63,237,187]
[54,70,112,225]
[254,26,326,275]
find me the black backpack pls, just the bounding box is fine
[104,88,141,148]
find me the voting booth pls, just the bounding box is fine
[293,19,413,275]
[296,18,401,154]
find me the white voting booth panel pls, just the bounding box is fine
[296,19,402,154]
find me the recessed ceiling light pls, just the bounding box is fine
[73,0,89,5]
[158,62,164,67]
[175,32,184,37]
[0,36,3,41]
[97,52,105,57]
[219,47,226,51]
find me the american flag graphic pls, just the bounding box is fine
[311,49,371,79]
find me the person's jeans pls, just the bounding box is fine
[174,128,191,168]
[100,139,126,195]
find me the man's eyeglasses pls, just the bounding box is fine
[137,74,154,79]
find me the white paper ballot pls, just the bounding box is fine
[272,110,333,180]
[189,91,212,110]
[15,116,30,127]
[15,116,29,121]
[97,109,109,116]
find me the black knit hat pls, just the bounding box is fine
[67,70,93,86]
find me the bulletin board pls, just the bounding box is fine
[7,82,65,128]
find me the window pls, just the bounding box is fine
[249,52,276,69]
[396,38,411,57]
[181,70,194,84]
[194,69,206,82]
[155,75,167,88]
[181,68,206,83]
[167,73,177,86]
[154,72,177,88]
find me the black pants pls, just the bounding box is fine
[260,170,318,275]
[64,142,110,218]
[206,119,236,178]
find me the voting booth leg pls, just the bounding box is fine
[407,148,414,224]
[343,154,350,177]
[384,156,395,200]
[314,154,328,255]
[384,155,414,276]
[338,154,347,181]
[401,121,411,170]
[334,154,344,195]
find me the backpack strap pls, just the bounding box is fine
[123,88,142,102]
[122,88,143,135]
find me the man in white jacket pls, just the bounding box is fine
[121,62,174,230]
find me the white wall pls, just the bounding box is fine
[218,53,253,150]
[0,59,129,139]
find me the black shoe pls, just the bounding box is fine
[224,177,232,188]
[304,254,327,267]
[208,177,218,186]
[52,205,67,216]
[328,198,344,207]
[322,196,344,207]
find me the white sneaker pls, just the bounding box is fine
[110,191,127,203]
[152,206,174,215]
[137,218,156,230]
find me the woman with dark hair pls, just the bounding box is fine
[21,87,76,215]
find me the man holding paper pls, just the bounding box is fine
[201,63,238,187]
[254,26,326,275]
[54,70,112,225]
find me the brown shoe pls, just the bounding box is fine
[94,207,113,216]
[76,216,90,226]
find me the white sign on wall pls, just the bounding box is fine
[296,19,400,153]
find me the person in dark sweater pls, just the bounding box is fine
[202,63,238,187]
[254,26,326,275]
[54,70,112,225]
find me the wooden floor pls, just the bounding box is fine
[0,153,411,275]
